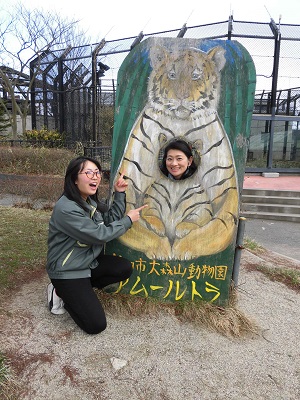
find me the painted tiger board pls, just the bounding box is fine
[113,40,239,260]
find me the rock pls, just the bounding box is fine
[110,357,128,371]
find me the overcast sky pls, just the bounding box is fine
[3,0,299,42]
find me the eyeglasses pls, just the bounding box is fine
[79,171,102,179]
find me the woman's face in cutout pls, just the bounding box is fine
[165,149,193,180]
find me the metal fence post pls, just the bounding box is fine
[267,19,281,169]
[232,217,246,286]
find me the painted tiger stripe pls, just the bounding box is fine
[209,171,236,188]
[123,157,152,177]
[202,164,234,178]
[201,137,224,155]
[150,184,172,209]
[182,200,212,218]
[175,189,206,209]
[144,193,165,212]
[131,132,154,154]
[143,112,175,136]
[184,116,219,137]
[211,186,237,203]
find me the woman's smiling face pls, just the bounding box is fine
[166,149,192,180]
[75,160,102,200]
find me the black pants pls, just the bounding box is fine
[51,254,132,334]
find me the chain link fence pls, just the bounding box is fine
[23,19,300,171]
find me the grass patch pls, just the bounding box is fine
[244,236,300,293]
[0,353,19,400]
[243,236,264,253]
[0,206,50,294]
[0,146,74,210]
[255,264,300,293]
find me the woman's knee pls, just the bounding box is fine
[83,317,107,335]
[120,258,133,280]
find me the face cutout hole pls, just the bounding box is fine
[158,139,200,181]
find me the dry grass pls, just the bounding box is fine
[0,147,110,209]
[0,353,20,400]
[0,146,72,209]
[0,175,64,208]
[0,175,110,210]
[0,146,75,176]
[248,264,300,293]
[96,288,259,338]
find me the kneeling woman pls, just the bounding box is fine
[46,156,146,334]
[160,139,197,180]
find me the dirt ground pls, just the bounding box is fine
[0,249,299,400]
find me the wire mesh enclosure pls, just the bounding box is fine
[28,19,300,133]
[7,18,300,171]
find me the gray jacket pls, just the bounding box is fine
[46,192,132,279]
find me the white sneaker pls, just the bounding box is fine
[47,283,65,315]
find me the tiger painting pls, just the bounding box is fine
[113,42,239,260]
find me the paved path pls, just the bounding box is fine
[244,218,300,262]
[243,174,300,191]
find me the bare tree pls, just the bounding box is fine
[0,2,89,138]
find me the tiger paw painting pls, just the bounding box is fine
[106,37,256,304]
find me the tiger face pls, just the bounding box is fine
[148,45,226,119]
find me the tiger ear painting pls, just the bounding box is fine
[108,38,255,304]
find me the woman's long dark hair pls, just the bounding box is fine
[63,156,107,212]
[160,139,197,179]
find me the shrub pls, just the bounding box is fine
[24,127,62,141]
